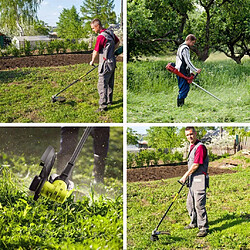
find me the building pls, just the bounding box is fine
[12,36,51,49]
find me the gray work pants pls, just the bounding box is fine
[186,175,209,230]
[97,69,115,108]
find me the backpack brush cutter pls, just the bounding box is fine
[29,127,92,203]
[150,180,188,242]
[166,63,221,102]
[51,46,123,103]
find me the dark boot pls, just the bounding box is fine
[177,98,185,107]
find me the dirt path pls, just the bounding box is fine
[0,53,123,70]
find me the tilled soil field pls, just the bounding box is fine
[0,53,123,70]
[127,164,236,182]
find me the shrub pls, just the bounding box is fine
[127,152,135,168]
[77,40,88,51]
[46,42,55,54]
[135,151,145,167]
[23,40,32,56]
[36,41,47,55]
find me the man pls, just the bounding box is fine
[180,126,209,237]
[90,19,120,112]
[56,127,110,184]
[175,34,202,107]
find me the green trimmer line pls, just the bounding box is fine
[29,127,92,203]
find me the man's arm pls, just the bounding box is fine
[182,48,201,74]
[90,50,99,66]
[180,163,199,183]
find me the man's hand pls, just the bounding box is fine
[90,60,94,66]
[179,176,187,184]
[197,69,202,74]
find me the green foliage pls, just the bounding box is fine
[127,167,250,249]
[5,44,20,57]
[36,41,46,55]
[127,152,135,169]
[0,63,123,123]
[0,0,42,35]
[127,128,139,145]
[56,6,85,40]
[33,19,50,35]
[80,0,117,31]
[0,168,123,249]
[23,40,32,56]
[127,57,250,122]
[146,127,182,149]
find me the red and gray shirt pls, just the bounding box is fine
[94,28,119,53]
[188,140,209,175]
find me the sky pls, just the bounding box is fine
[37,0,121,27]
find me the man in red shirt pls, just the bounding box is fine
[90,19,120,112]
[180,127,209,237]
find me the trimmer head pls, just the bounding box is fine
[150,230,170,241]
[51,95,66,103]
[29,146,73,203]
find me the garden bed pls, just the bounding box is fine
[0,52,123,70]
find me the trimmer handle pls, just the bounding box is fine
[178,179,189,186]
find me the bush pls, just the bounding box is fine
[77,40,88,51]
[127,152,135,168]
[46,42,55,54]
[135,151,145,167]
[36,41,47,55]
[23,40,32,56]
[5,44,20,57]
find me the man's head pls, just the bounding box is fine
[185,127,198,144]
[185,34,197,47]
[90,19,103,33]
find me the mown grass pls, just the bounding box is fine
[0,63,123,123]
[127,166,250,249]
[127,58,249,123]
[0,166,123,249]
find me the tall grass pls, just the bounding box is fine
[127,59,250,122]
[0,167,123,249]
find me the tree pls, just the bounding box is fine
[211,0,249,64]
[56,6,85,40]
[0,0,42,36]
[80,0,117,31]
[145,127,182,150]
[33,20,50,35]
[127,128,139,145]
[127,0,194,60]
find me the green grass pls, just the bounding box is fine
[127,166,250,249]
[0,63,123,123]
[127,58,250,123]
[0,166,123,249]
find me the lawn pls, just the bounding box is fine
[127,56,249,123]
[0,62,123,123]
[127,164,250,249]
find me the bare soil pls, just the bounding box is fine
[127,153,250,182]
[0,53,123,70]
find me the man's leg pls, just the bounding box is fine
[194,190,209,234]
[97,71,113,109]
[56,127,79,180]
[107,70,115,105]
[91,127,110,184]
[186,188,197,228]
[177,76,190,106]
